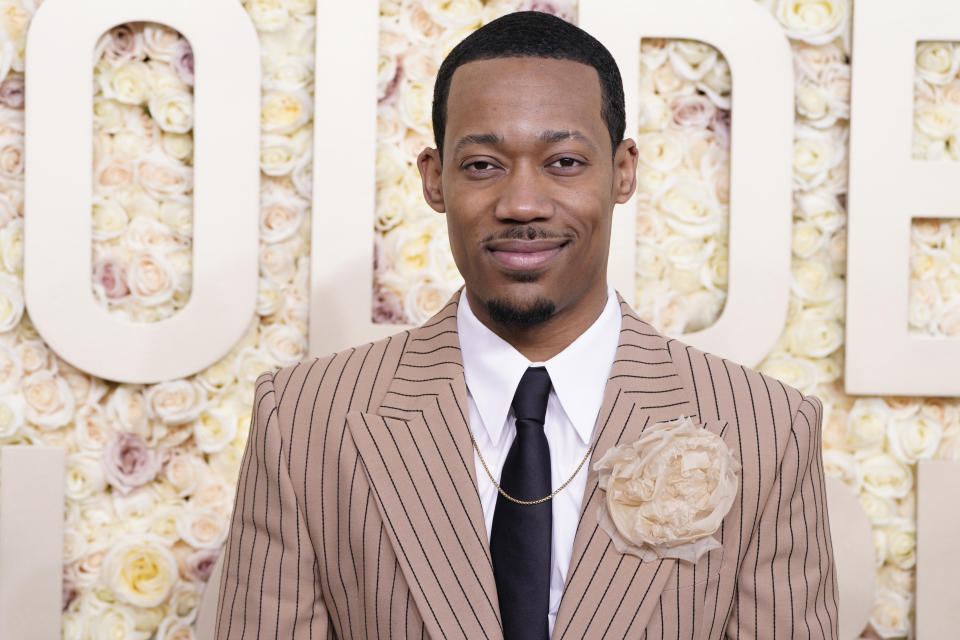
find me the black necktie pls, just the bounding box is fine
[490,367,553,640]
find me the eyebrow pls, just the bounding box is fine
[451,129,594,156]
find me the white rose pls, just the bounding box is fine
[908,278,941,331]
[177,507,228,549]
[128,251,176,306]
[164,451,202,497]
[657,178,722,238]
[910,245,949,281]
[93,97,126,133]
[398,80,433,135]
[423,0,482,29]
[916,41,960,85]
[261,89,312,134]
[791,220,825,258]
[65,453,107,501]
[822,450,861,491]
[0,216,22,275]
[697,58,731,109]
[22,370,75,430]
[0,271,22,331]
[256,277,283,316]
[124,216,187,255]
[16,339,53,373]
[99,61,150,105]
[263,54,313,92]
[793,125,845,189]
[157,617,194,640]
[112,486,162,532]
[192,476,234,514]
[915,102,960,139]
[870,588,911,639]
[106,386,152,438]
[760,355,818,394]
[859,491,896,527]
[775,0,850,46]
[638,91,670,132]
[235,346,273,383]
[0,341,21,392]
[146,379,206,425]
[786,307,843,358]
[149,91,193,134]
[135,152,192,202]
[0,131,23,184]
[667,39,718,81]
[794,189,845,233]
[884,518,917,570]
[846,398,890,450]
[259,133,298,176]
[101,534,177,607]
[636,132,683,171]
[142,24,182,62]
[857,451,913,499]
[247,0,290,32]
[261,323,307,367]
[403,277,452,325]
[0,391,23,438]
[93,605,149,640]
[887,413,942,463]
[91,198,129,241]
[796,82,845,128]
[260,189,306,243]
[75,404,115,452]
[162,132,193,162]
[193,409,236,454]
[933,298,960,336]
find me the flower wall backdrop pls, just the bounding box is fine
[0,2,314,638]
[0,0,953,637]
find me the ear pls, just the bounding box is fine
[417,147,446,213]
[612,138,639,204]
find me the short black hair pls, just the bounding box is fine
[431,11,625,160]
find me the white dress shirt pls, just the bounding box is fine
[457,286,621,634]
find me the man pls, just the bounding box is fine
[215,11,838,639]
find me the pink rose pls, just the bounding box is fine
[101,433,164,494]
[710,108,731,149]
[173,40,194,86]
[669,94,716,131]
[185,548,220,582]
[95,23,145,64]
[372,290,404,324]
[0,74,24,109]
[93,259,130,299]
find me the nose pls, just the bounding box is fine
[493,163,554,223]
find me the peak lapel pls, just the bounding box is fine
[552,297,699,639]
[345,293,503,640]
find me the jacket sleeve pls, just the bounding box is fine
[214,371,330,639]
[726,395,840,639]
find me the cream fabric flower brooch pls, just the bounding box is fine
[593,416,740,563]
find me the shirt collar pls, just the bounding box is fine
[457,286,622,446]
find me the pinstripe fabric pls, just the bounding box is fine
[215,291,838,639]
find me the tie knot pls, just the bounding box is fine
[511,367,552,425]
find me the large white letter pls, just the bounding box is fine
[24,0,260,384]
[581,0,794,367]
[0,447,64,640]
[917,460,960,636]
[846,1,960,395]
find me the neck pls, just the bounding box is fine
[466,285,609,362]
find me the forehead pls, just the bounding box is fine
[444,57,605,148]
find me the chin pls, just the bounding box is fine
[483,295,557,328]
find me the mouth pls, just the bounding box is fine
[485,238,570,271]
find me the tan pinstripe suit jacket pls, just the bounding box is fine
[215,292,838,639]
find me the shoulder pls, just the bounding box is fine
[664,337,822,448]
[259,329,412,428]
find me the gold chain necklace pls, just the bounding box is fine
[468,427,595,506]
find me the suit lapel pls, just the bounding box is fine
[552,297,700,639]
[345,293,503,640]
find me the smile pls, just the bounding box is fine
[485,239,569,271]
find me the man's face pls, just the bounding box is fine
[418,57,637,330]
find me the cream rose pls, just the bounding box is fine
[594,416,739,562]
[787,307,843,358]
[148,91,193,134]
[75,404,114,452]
[870,588,911,639]
[142,24,181,62]
[102,534,177,607]
[916,41,960,85]
[260,323,307,367]
[157,617,194,640]
[22,370,75,430]
[657,178,722,238]
[858,492,896,526]
[145,379,206,425]
[261,89,312,134]
[247,0,290,32]
[99,61,150,105]
[260,134,298,176]
[192,409,237,454]
[0,131,24,184]
[402,277,451,325]
[793,125,844,189]
[667,39,718,81]
[135,153,192,202]
[176,507,228,550]
[0,391,23,438]
[106,386,152,439]
[775,0,849,46]
[857,451,913,499]
[234,346,273,383]
[65,453,107,501]
[260,189,306,243]
[887,413,942,463]
[0,271,22,331]
[846,398,889,450]
[0,342,21,392]
[884,518,917,570]
[760,355,818,394]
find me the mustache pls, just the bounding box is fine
[481,226,574,243]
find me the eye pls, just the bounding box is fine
[548,156,586,170]
[466,160,496,171]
